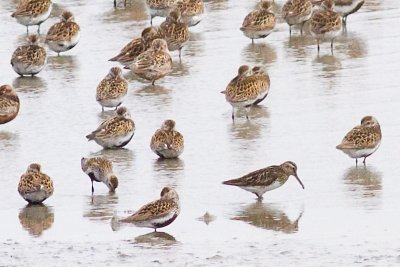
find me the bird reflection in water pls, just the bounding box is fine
[18,204,54,237]
[343,166,382,198]
[12,76,47,96]
[197,211,216,225]
[133,231,177,247]
[313,54,342,81]
[285,34,315,59]
[46,55,79,82]
[232,201,303,233]
[228,106,269,141]
[83,193,119,222]
[241,43,277,66]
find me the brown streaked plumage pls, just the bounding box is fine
[150,119,184,159]
[336,116,382,166]
[223,161,305,200]
[282,0,313,35]
[96,67,128,111]
[11,0,52,33]
[11,34,47,77]
[118,187,180,231]
[250,66,271,105]
[334,0,364,25]
[109,27,161,67]
[0,85,20,124]
[86,106,135,149]
[159,10,190,60]
[175,0,205,27]
[126,39,172,85]
[18,163,54,204]
[45,11,80,56]
[81,157,119,195]
[221,65,264,120]
[240,1,276,44]
[146,0,178,25]
[310,0,342,52]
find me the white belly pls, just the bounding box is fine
[15,5,52,26]
[47,31,80,53]
[12,59,47,76]
[339,142,381,159]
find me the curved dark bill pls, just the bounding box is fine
[295,174,305,189]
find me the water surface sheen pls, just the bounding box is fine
[1,0,400,266]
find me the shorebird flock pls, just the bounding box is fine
[0,0,379,232]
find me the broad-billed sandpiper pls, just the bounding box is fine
[175,0,205,27]
[223,161,304,200]
[18,163,54,204]
[11,34,47,77]
[336,116,382,166]
[310,0,342,52]
[282,0,313,35]
[0,85,20,124]
[11,0,52,33]
[159,10,190,60]
[115,187,180,231]
[150,119,184,158]
[109,27,160,67]
[45,11,80,56]
[241,1,276,44]
[86,106,135,149]
[96,67,128,111]
[81,157,119,195]
[126,39,172,85]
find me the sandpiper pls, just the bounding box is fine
[282,0,313,35]
[250,66,271,105]
[96,67,128,111]
[334,0,364,25]
[45,11,80,56]
[221,65,265,120]
[0,85,20,125]
[145,0,178,25]
[310,0,342,52]
[222,161,304,200]
[11,34,47,77]
[18,163,54,204]
[159,10,190,60]
[175,0,205,27]
[109,27,160,67]
[116,187,180,231]
[336,116,382,166]
[11,0,52,33]
[86,106,135,149]
[126,39,172,85]
[150,119,184,159]
[241,1,276,44]
[81,157,118,195]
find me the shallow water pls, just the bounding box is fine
[1,0,400,266]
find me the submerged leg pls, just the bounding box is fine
[289,25,292,36]
[245,106,251,120]
[152,80,155,86]
[179,48,182,62]
[231,107,235,121]
[114,0,117,7]
[317,39,320,53]
[356,158,358,167]
[91,180,94,195]
[362,157,367,165]
[251,38,254,44]
[331,38,335,53]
